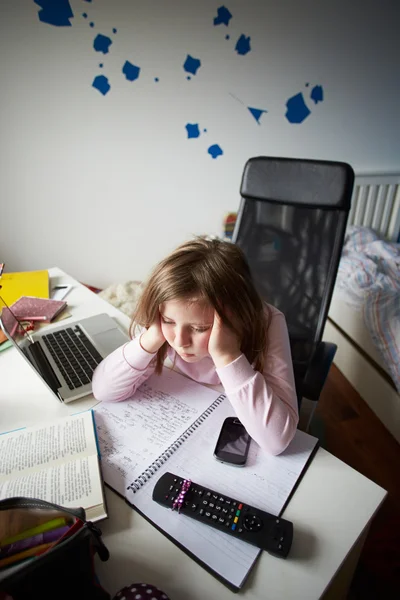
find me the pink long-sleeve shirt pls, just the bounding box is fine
[92,305,299,455]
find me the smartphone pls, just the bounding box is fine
[213,417,251,467]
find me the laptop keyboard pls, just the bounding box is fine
[42,325,103,390]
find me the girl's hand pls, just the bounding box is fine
[140,316,166,354]
[208,311,242,368]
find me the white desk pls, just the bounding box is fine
[0,268,386,600]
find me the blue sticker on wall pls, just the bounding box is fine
[93,34,113,54]
[34,0,73,26]
[214,6,232,26]
[235,35,251,55]
[122,61,141,82]
[310,85,324,104]
[92,75,110,95]
[285,93,311,123]
[248,107,267,124]
[186,124,200,138]
[183,55,201,76]
[208,144,223,159]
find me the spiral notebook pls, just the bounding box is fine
[93,368,318,591]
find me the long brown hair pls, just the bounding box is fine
[131,237,270,374]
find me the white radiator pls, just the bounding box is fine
[348,174,400,242]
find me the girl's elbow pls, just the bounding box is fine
[259,437,291,456]
[91,368,115,402]
[91,376,108,402]
[259,416,299,456]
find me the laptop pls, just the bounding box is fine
[0,298,129,403]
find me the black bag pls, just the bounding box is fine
[0,497,111,600]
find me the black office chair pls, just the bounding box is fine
[232,156,354,409]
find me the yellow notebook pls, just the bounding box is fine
[0,270,49,305]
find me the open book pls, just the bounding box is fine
[0,411,106,523]
[93,368,319,590]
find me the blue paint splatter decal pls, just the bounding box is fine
[285,93,310,123]
[310,85,324,104]
[183,55,201,76]
[186,123,200,138]
[93,34,113,54]
[208,144,223,159]
[34,0,73,26]
[92,75,110,95]
[122,61,141,82]
[248,107,267,124]
[214,6,232,26]
[235,35,251,55]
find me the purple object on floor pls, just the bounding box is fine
[113,583,171,600]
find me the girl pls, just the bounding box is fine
[92,237,299,455]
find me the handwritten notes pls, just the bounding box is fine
[93,369,221,495]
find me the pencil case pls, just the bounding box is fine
[0,496,110,600]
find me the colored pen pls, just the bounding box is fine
[0,542,53,569]
[16,316,47,321]
[1,517,69,546]
[0,525,70,558]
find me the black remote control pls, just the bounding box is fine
[152,472,293,558]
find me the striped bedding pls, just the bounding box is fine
[335,226,400,392]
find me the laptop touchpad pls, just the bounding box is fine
[92,329,128,357]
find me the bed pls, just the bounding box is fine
[323,174,400,444]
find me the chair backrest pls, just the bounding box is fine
[232,157,354,391]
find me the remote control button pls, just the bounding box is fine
[243,514,263,532]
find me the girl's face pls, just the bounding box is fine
[159,298,214,362]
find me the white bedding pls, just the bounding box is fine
[334,227,400,392]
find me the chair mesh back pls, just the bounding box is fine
[234,198,348,367]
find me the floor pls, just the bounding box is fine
[305,364,400,600]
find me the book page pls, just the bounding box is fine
[0,454,104,512]
[0,412,98,481]
[130,399,318,589]
[93,368,221,496]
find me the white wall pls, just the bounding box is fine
[1,0,399,288]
